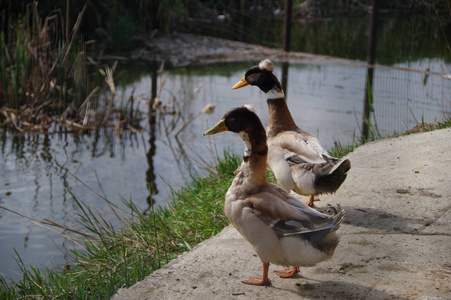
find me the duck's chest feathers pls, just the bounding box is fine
[227,170,255,199]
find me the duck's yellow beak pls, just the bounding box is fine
[204,119,228,136]
[232,77,249,89]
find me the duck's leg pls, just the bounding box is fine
[274,266,300,278]
[241,262,272,286]
[306,195,315,207]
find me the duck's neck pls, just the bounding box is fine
[237,131,268,187]
[266,96,298,138]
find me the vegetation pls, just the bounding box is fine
[0,2,142,133]
[329,115,451,158]
[1,1,449,131]
[0,151,241,299]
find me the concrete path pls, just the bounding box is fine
[112,128,451,300]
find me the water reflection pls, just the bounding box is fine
[144,68,159,212]
[0,128,152,281]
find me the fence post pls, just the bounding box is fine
[362,0,379,140]
[282,0,293,100]
[283,0,293,52]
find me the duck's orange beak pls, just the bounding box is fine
[232,77,249,89]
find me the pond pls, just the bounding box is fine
[1,13,451,282]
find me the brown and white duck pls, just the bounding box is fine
[204,105,344,286]
[232,59,351,207]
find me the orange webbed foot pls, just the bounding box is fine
[241,277,272,286]
[242,262,271,286]
[274,267,300,278]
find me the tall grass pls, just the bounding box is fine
[0,150,241,299]
[0,1,142,133]
[1,2,87,108]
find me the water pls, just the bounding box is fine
[1,13,451,282]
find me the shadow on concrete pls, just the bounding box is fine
[265,279,409,300]
[341,206,425,233]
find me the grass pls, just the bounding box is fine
[328,115,451,158]
[0,150,241,299]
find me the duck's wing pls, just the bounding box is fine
[285,152,308,165]
[247,186,331,230]
[272,205,345,238]
[275,134,351,195]
[269,131,327,164]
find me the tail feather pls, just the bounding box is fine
[286,154,350,196]
[284,205,344,255]
[314,158,351,194]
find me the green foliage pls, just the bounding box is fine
[0,2,96,115]
[328,137,358,158]
[106,11,137,51]
[157,0,187,33]
[0,2,144,132]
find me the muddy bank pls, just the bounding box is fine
[118,33,356,67]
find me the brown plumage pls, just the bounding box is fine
[233,59,351,207]
[204,105,344,286]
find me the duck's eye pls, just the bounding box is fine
[247,73,258,83]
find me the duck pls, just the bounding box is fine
[204,105,344,286]
[232,59,351,207]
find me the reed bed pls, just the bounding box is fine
[0,1,142,135]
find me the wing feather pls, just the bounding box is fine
[270,131,327,164]
[247,186,332,229]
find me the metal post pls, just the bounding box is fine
[283,0,293,52]
[362,0,379,140]
[151,0,160,30]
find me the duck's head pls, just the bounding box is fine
[232,59,283,94]
[204,105,268,159]
[204,105,264,136]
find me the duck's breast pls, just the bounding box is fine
[227,199,288,266]
[267,146,295,191]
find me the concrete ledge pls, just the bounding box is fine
[113,128,451,300]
